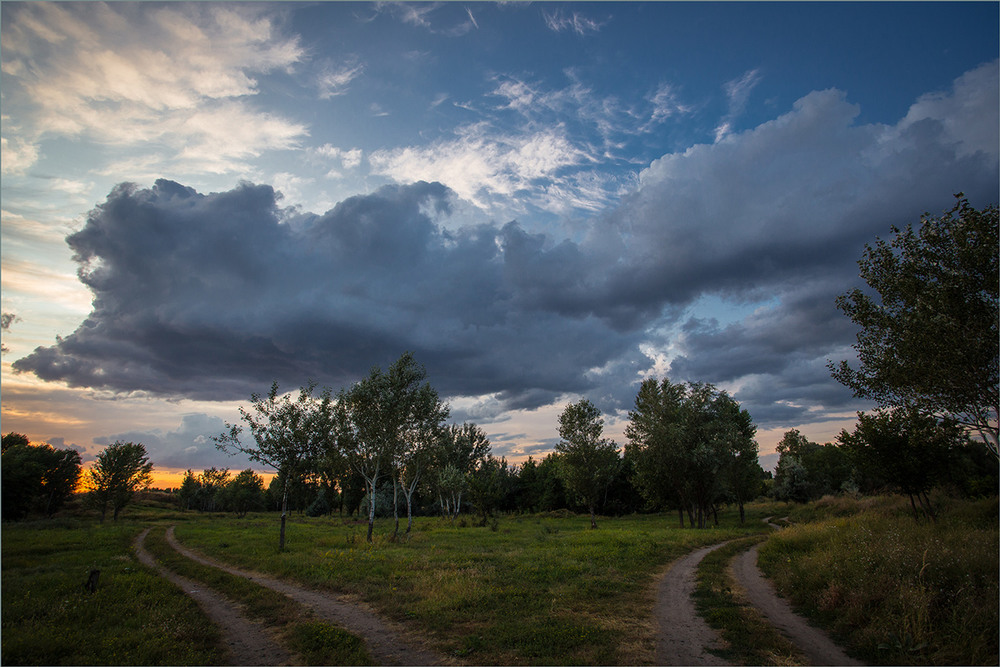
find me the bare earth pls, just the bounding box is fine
[654,541,732,666]
[731,543,862,666]
[165,526,443,666]
[134,529,293,666]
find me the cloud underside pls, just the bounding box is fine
[13,62,999,428]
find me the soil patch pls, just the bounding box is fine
[166,526,443,666]
[134,529,293,666]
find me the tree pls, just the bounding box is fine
[838,407,960,522]
[556,399,621,529]
[224,469,265,518]
[215,381,331,551]
[177,469,199,510]
[431,422,491,520]
[627,378,758,527]
[831,196,999,458]
[467,455,511,526]
[87,441,153,522]
[2,438,82,520]
[334,353,449,542]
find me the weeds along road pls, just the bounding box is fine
[165,526,442,666]
[134,529,293,666]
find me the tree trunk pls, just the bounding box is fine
[677,506,685,528]
[908,493,921,523]
[738,499,745,524]
[589,506,597,529]
[279,481,289,552]
[367,479,376,543]
[392,476,400,541]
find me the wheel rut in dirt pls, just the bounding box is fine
[731,543,862,666]
[165,526,442,666]
[133,528,293,666]
[654,541,732,666]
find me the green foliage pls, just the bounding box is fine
[831,195,999,458]
[556,399,621,528]
[1,437,82,520]
[87,440,154,522]
[1,520,224,665]
[758,496,999,665]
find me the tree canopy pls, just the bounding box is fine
[831,196,998,458]
[556,399,620,529]
[87,440,153,522]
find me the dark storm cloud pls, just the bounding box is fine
[13,178,648,409]
[14,62,999,421]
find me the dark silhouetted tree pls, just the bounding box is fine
[556,399,620,528]
[87,441,154,522]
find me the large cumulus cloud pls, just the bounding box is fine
[14,61,999,428]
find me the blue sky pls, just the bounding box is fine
[2,1,998,483]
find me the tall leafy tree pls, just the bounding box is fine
[831,196,999,458]
[627,378,758,527]
[215,381,331,551]
[556,399,620,529]
[87,441,153,522]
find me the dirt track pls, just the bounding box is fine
[134,529,293,666]
[165,526,442,666]
[731,543,862,666]
[654,541,732,666]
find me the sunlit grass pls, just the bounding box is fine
[173,509,773,664]
[1,518,224,665]
[758,495,999,665]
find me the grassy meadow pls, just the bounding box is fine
[3,496,997,665]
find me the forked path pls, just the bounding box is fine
[731,543,863,666]
[165,526,442,666]
[654,541,732,666]
[134,529,293,666]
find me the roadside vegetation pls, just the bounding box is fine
[759,494,998,666]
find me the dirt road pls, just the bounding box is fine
[654,541,732,666]
[731,541,862,665]
[166,526,442,666]
[134,529,293,666]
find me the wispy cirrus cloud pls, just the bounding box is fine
[714,68,763,141]
[542,8,607,36]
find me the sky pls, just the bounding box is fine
[2,1,998,487]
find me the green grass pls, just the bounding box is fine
[141,525,374,665]
[693,535,805,665]
[171,509,773,665]
[1,518,225,665]
[758,495,999,665]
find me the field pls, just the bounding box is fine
[3,496,997,665]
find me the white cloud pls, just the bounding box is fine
[368,123,593,212]
[0,137,40,175]
[1,2,307,175]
